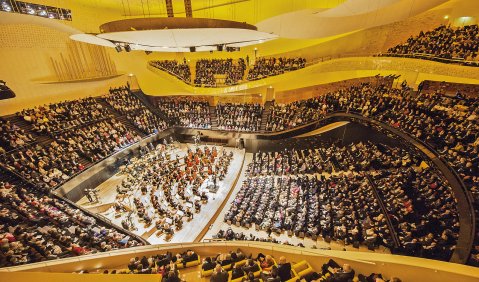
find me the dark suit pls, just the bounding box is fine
[277,263,292,281]
[210,271,229,282]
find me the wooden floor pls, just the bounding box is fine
[77,143,245,244]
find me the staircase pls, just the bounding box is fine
[96,99,146,137]
[190,62,196,84]
[5,114,52,143]
[242,64,251,81]
[0,166,24,186]
[209,106,218,129]
[7,114,34,133]
[4,114,55,153]
[131,90,170,124]
[259,101,273,132]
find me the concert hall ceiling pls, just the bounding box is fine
[4,0,476,48]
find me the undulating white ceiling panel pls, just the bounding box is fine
[256,0,449,39]
[317,0,401,18]
[69,33,117,47]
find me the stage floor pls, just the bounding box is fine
[77,143,245,244]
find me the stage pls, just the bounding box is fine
[77,143,245,244]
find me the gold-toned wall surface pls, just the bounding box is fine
[0,20,128,115]
[1,242,479,282]
[0,272,162,282]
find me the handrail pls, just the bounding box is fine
[378,53,479,66]
[364,173,401,249]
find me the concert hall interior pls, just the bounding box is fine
[1,0,479,281]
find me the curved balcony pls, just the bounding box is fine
[1,241,479,282]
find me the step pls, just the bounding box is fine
[6,114,38,138]
[259,101,273,132]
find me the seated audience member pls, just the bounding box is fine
[277,256,292,281]
[231,248,246,262]
[325,263,355,282]
[242,272,260,282]
[210,264,229,282]
[203,257,216,271]
[260,255,275,271]
[242,259,260,274]
[262,266,281,282]
[231,262,246,279]
[164,270,181,282]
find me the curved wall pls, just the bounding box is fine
[138,56,479,97]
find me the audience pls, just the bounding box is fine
[150,57,305,87]
[194,58,246,87]
[158,99,211,129]
[210,264,229,282]
[216,103,263,131]
[18,97,110,134]
[223,138,460,260]
[0,118,35,151]
[1,78,478,266]
[2,141,84,189]
[150,60,191,83]
[0,181,143,267]
[104,87,168,134]
[57,118,141,163]
[247,57,306,81]
[385,24,479,63]
[262,81,474,261]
